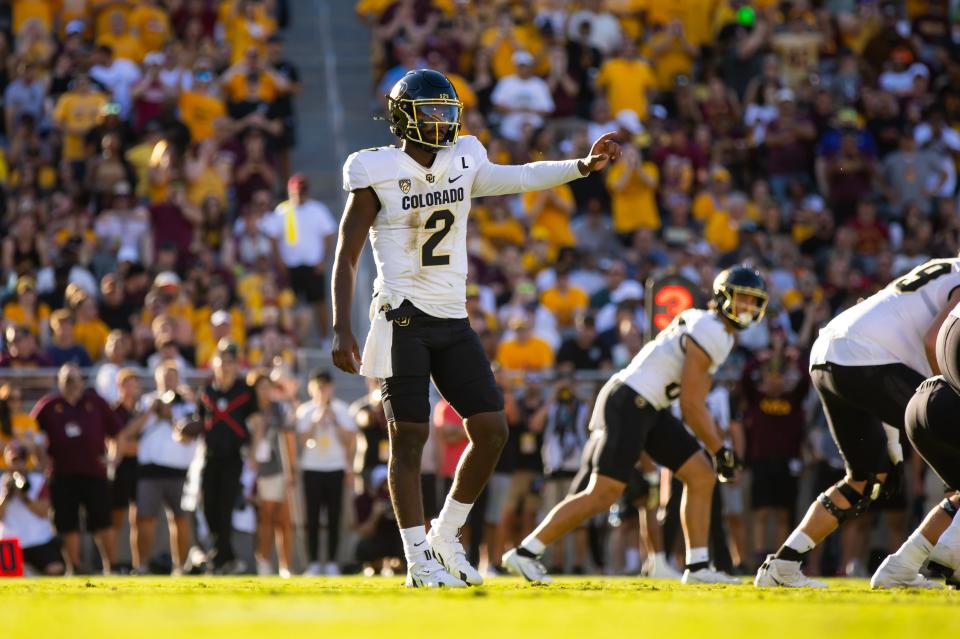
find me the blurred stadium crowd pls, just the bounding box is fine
[3,0,960,579]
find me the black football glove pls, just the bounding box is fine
[883,461,905,499]
[713,446,742,483]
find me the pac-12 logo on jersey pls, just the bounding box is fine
[399,179,411,193]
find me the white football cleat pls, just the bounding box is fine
[645,554,682,580]
[871,554,943,589]
[754,555,827,588]
[302,562,323,577]
[405,553,467,588]
[426,527,483,585]
[681,566,742,585]
[502,547,553,584]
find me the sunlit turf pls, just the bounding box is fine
[4,576,959,639]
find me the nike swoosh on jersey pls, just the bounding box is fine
[448,175,463,183]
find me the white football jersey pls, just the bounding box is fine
[810,258,960,376]
[616,309,734,410]
[343,135,581,318]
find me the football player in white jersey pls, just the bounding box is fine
[330,69,620,588]
[502,266,769,585]
[756,258,960,589]
[870,301,960,589]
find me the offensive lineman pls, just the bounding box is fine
[756,258,960,588]
[330,69,621,587]
[870,301,960,589]
[503,266,768,584]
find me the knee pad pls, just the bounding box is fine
[817,478,881,524]
[940,497,959,518]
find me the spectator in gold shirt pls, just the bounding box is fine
[540,266,589,332]
[496,315,554,375]
[605,141,660,238]
[595,38,656,119]
[67,284,111,361]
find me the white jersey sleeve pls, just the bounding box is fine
[343,151,373,192]
[616,309,734,409]
[811,258,960,376]
[685,310,735,366]
[464,135,585,198]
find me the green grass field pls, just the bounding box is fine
[4,576,960,639]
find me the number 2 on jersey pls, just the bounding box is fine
[421,209,454,267]
[893,259,954,292]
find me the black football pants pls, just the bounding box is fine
[202,456,243,568]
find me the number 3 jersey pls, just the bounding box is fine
[615,309,734,410]
[343,135,583,319]
[810,258,960,377]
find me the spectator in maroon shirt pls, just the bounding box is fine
[822,131,877,224]
[131,53,174,135]
[652,126,707,175]
[31,363,126,574]
[765,89,816,203]
[0,325,54,368]
[844,199,889,259]
[233,128,278,209]
[740,340,808,569]
[172,0,217,38]
[122,262,151,311]
[148,182,202,270]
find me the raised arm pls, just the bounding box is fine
[472,132,621,197]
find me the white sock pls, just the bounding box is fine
[654,551,668,565]
[433,495,473,537]
[520,534,546,557]
[784,530,816,553]
[893,530,933,573]
[685,546,709,566]
[400,525,428,564]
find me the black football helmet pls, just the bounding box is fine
[386,69,463,150]
[713,265,768,330]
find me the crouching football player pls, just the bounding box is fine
[503,267,767,584]
[756,257,960,588]
[871,301,960,589]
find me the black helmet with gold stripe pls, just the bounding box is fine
[386,69,463,150]
[713,265,768,331]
